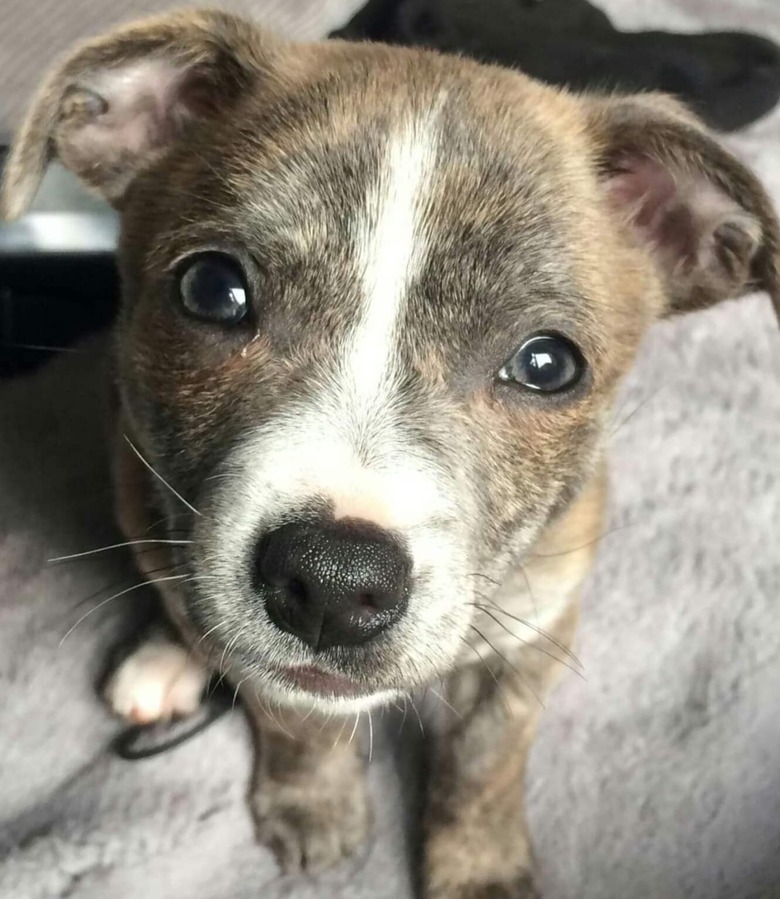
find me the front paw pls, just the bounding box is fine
[425,825,539,899]
[251,767,372,874]
[104,637,208,724]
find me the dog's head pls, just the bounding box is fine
[4,11,778,711]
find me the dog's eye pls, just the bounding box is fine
[178,253,248,324]
[498,333,584,393]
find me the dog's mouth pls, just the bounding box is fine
[279,664,370,698]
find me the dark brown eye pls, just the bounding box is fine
[498,333,584,393]
[178,252,248,324]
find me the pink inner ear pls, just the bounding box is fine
[56,58,198,200]
[84,58,191,151]
[603,152,763,307]
[605,155,701,267]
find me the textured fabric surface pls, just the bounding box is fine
[1,2,780,898]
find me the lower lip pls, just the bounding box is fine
[282,665,366,698]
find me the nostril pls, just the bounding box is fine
[355,591,401,615]
[356,593,378,612]
[287,578,308,604]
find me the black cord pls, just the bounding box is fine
[112,680,235,761]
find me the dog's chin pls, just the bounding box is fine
[260,666,400,714]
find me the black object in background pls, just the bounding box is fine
[332,0,780,132]
[0,255,117,377]
[0,147,118,378]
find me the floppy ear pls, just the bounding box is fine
[588,94,780,325]
[0,9,278,219]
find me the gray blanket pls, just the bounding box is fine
[1,2,780,898]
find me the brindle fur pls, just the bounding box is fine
[3,11,779,898]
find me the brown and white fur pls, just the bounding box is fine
[2,10,779,897]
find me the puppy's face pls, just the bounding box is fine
[4,12,778,711]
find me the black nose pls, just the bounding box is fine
[255,520,411,649]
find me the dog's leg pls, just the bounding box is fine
[423,604,578,899]
[424,474,604,898]
[242,693,373,874]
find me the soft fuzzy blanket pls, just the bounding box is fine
[1,2,779,898]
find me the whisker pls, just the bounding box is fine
[196,620,227,649]
[254,689,294,740]
[316,708,334,737]
[397,696,409,737]
[427,686,462,720]
[60,573,189,644]
[124,434,201,517]
[517,564,539,625]
[0,340,85,354]
[300,702,317,725]
[461,638,512,716]
[129,543,188,561]
[470,603,583,677]
[407,693,426,737]
[470,625,544,709]
[348,710,361,746]
[367,709,374,763]
[217,633,240,680]
[474,594,582,668]
[143,516,188,534]
[528,523,634,559]
[467,572,501,587]
[332,714,349,749]
[232,678,245,711]
[68,561,184,613]
[609,380,671,440]
[49,538,192,563]
[179,630,219,684]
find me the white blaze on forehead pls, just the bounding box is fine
[208,111,456,547]
[346,115,438,405]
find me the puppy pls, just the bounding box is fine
[3,10,778,897]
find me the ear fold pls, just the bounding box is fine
[0,9,277,219]
[587,94,780,324]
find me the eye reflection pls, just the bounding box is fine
[178,252,249,324]
[498,333,584,393]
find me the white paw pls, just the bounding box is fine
[104,639,209,725]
